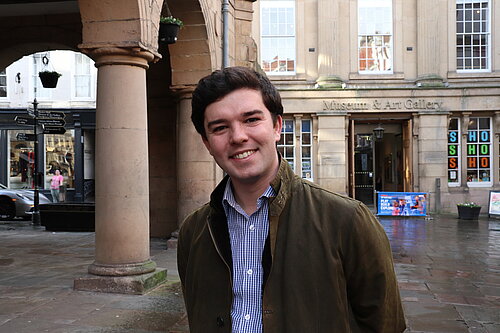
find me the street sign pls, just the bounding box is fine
[38,118,65,127]
[15,116,34,125]
[16,133,36,141]
[38,111,65,119]
[42,126,66,135]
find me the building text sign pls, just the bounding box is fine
[322,99,443,111]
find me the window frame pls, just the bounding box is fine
[448,118,461,187]
[0,69,7,99]
[466,117,492,187]
[260,0,296,75]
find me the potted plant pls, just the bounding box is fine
[457,202,481,220]
[38,70,62,88]
[159,16,184,44]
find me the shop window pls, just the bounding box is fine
[45,131,75,190]
[8,130,35,189]
[74,53,92,98]
[358,0,393,74]
[456,0,490,71]
[448,118,461,186]
[466,117,491,185]
[0,69,6,97]
[278,118,314,180]
[260,0,296,74]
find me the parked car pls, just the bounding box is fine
[0,184,51,220]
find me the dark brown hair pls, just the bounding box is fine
[191,66,283,138]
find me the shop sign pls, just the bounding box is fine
[38,111,65,119]
[377,192,428,216]
[38,118,65,127]
[322,99,444,111]
[42,125,66,134]
[15,116,34,125]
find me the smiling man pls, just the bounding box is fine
[178,67,406,333]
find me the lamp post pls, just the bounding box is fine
[31,98,41,226]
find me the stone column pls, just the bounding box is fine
[316,0,343,88]
[417,111,448,212]
[316,112,348,194]
[74,47,166,294]
[177,94,219,224]
[416,0,446,86]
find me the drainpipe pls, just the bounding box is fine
[222,0,230,68]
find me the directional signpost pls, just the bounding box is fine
[15,101,67,226]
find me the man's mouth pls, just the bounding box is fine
[231,150,256,159]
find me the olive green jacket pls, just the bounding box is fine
[178,159,406,333]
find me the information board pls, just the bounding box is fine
[488,191,500,216]
[377,192,428,216]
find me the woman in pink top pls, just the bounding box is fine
[50,170,64,203]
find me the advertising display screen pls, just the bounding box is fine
[377,192,428,216]
[488,191,500,216]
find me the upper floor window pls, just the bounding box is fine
[74,53,92,98]
[260,0,296,75]
[32,53,51,99]
[358,0,393,74]
[456,0,490,72]
[0,69,6,97]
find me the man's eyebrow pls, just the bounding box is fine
[242,110,264,117]
[206,110,265,128]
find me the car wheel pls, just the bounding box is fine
[0,197,16,220]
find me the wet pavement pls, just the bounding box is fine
[0,214,499,332]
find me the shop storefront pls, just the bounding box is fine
[0,109,95,202]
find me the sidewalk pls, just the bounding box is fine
[0,214,499,332]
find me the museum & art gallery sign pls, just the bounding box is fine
[322,99,443,111]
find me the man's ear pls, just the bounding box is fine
[274,115,283,142]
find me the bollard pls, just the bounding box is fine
[435,178,441,214]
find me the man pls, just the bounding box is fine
[178,66,406,333]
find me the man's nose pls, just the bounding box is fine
[229,124,248,144]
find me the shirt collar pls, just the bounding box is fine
[222,178,276,212]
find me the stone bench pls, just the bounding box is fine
[40,203,95,232]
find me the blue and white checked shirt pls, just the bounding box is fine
[223,180,275,333]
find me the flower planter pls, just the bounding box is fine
[38,71,61,88]
[159,23,180,44]
[457,205,481,220]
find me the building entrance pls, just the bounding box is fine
[350,120,412,207]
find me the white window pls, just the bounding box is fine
[74,53,92,98]
[260,0,296,75]
[358,0,393,74]
[466,117,491,186]
[456,0,490,71]
[448,118,460,186]
[32,53,51,99]
[278,118,314,180]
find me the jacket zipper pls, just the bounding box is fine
[207,218,233,291]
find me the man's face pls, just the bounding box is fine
[202,88,282,187]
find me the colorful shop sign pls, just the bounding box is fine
[377,192,428,216]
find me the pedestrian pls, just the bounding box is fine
[50,169,64,203]
[177,66,406,333]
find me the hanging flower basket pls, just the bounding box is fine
[159,16,183,44]
[39,71,62,88]
[457,203,481,220]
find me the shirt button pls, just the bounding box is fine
[247,269,253,275]
[249,224,255,231]
[244,314,250,320]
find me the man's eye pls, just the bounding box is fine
[246,118,259,123]
[212,126,227,132]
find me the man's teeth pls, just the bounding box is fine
[233,150,255,159]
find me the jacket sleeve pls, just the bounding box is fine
[177,218,190,298]
[343,202,406,332]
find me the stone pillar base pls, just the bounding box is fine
[416,75,446,87]
[316,75,344,89]
[74,268,167,295]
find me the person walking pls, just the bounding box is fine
[50,170,64,203]
[178,66,406,333]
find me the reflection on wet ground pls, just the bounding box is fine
[379,215,500,333]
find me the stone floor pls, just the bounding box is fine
[0,214,499,332]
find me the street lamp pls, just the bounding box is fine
[373,124,385,140]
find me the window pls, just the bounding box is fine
[456,0,490,71]
[74,53,92,98]
[358,0,393,74]
[260,0,296,74]
[8,130,35,189]
[278,119,295,170]
[0,69,6,97]
[32,53,51,99]
[466,117,491,185]
[278,118,314,180]
[45,131,75,190]
[448,118,460,186]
